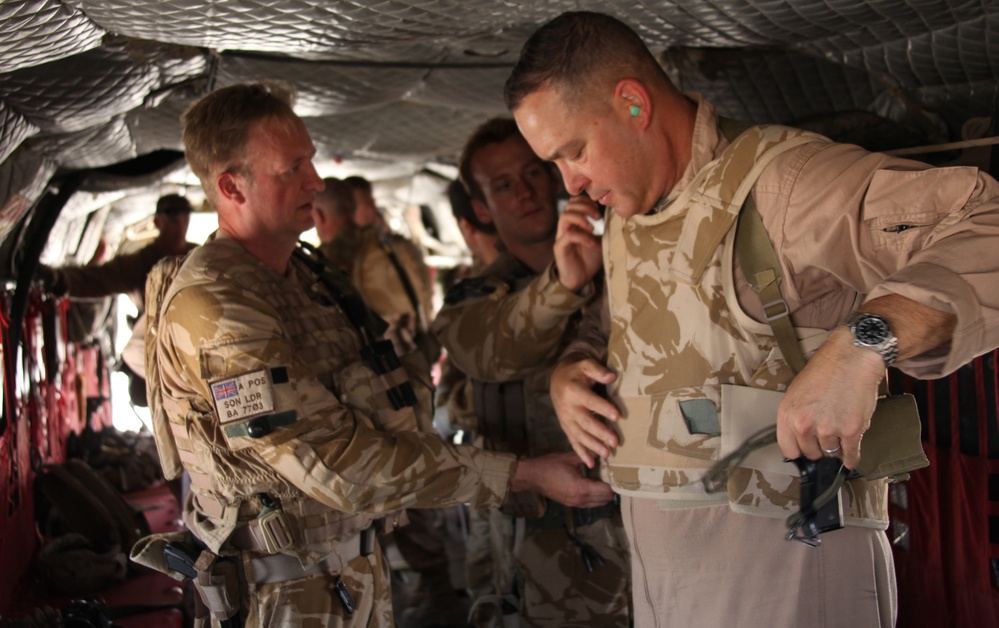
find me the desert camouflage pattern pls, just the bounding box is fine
[145,234,516,625]
[321,223,436,360]
[515,512,631,627]
[246,544,392,627]
[434,252,630,627]
[603,125,888,527]
[434,253,591,456]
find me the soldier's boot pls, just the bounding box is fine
[398,565,470,628]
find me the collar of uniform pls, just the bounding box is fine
[649,93,727,216]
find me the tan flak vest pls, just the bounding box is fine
[144,240,430,565]
[602,124,888,529]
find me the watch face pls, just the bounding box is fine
[855,316,890,346]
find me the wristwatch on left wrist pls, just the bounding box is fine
[844,312,898,367]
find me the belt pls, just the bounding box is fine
[248,528,374,585]
[523,497,620,532]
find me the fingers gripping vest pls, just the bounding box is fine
[603,125,888,528]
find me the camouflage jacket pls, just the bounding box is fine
[432,252,595,457]
[320,223,437,360]
[152,234,514,564]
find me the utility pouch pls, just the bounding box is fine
[713,386,927,482]
[193,549,242,624]
[361,340,417,410]
[853,393,928,482]
[473,379,544,518]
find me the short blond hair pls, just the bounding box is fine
[181,82,297,203]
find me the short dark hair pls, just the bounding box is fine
[181,82,298,203]
[315,177,356,220]
[343,175,373,196]
[504,11,662,112]
[447,179,495,234]
[458,117,522,203]
[155,194,193,215]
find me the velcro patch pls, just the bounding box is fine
[211,368,276,424]
[678,399,721,436]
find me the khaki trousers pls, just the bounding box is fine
[622,497,896,628]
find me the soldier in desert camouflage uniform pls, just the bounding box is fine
[432,118,631,627]
[314,177,463,627]
[314,177,437,364]
[133,82,613,628]
[505,11,999,628]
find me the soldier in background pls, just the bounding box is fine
[314,177,467,627]
[314,177,438,365]
[432,118,631,627]
[38,193,197,406]
[137,81,613,627]
[435,179,500,438]
[38,193,196,308]
[343,175,383,230]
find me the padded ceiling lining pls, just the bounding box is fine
[2,0,995,177]
[0,0,996,260]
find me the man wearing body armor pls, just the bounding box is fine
[132,82,613,627]
[432,118,631,627]
[314,176,465,627]
[505,11,999,628]
[314,177,438,364]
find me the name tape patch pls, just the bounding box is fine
[212,369,276,424]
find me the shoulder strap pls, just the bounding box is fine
[294,241,417,410]
[716,119,810,375]
[378,234,426,330]
[734,199,806,374]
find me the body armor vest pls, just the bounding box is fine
[467,253,577,517]
[602,125,888,528]
[146,238,431,563]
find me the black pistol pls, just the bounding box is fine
[163,541,200,579]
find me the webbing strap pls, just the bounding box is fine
[725,122,892,385]
[719,117,808,375]
[735,202,806,375]
[379,234,427,332]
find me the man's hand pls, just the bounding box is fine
[511,452,615,508]
[776,327,884,469]
[777,295,955,470]
[554,195,603,292]
[551,355,620,468]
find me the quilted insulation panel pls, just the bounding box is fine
[0,0,996,252]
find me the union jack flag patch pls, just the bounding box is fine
[213,380,239,401]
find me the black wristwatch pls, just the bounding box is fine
[844,312,898,367]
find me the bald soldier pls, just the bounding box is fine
[133,82,612,628]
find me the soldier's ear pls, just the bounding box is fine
[616,78,651,129]
[217,172,246,204]
[470,198,494,226]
